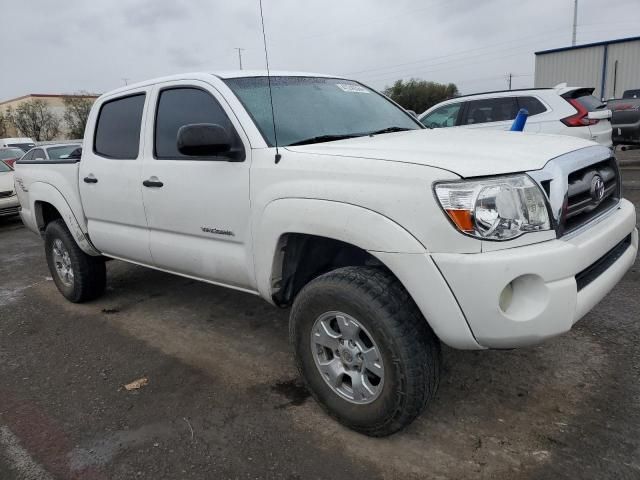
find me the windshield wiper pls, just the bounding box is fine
[366,126,413,136]
[287,134,364,146]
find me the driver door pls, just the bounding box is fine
[140,81,255,291]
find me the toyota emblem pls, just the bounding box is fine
[591,174,605,203]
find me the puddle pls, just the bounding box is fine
[271,378,310,408]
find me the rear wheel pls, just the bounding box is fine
[44,219,106,303]
[290,266,441,436]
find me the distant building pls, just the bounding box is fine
[0,93,99,139]
[535,35,640,100]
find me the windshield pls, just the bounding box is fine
[48,145,82,159]
[0,148,24,160]
[223,76,421,147]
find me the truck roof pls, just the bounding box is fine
[101,71,346,100]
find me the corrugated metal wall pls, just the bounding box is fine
[535,46,604,92]
[605,39,640,99]
[535,39,640,99]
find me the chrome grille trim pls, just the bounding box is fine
[527,145,620,239]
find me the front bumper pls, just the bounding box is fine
[0,195,19,217]
[432,199,637,348]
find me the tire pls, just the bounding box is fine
[44,219,106,303]
[290,266,441,437]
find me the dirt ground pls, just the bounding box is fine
[1,177,639,480]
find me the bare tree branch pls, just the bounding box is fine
[63,93,95,139]
[11,100,61,141]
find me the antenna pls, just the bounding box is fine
[258,0,281,164]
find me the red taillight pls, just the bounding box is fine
[3,159,17,169]
[561,98,598,127]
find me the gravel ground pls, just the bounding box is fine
[0,187,639,480]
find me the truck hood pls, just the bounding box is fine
[285,128,597,177]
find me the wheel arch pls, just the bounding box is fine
[255,198,426,303]
[255,198,481,350]
[29,182,100,256]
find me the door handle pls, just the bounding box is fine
[143,178,164,188]
[83,176,98,184]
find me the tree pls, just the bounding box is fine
[63,94,95,139]
[10,100,60,141]
[383,79,459,114]
[0,110,7,137]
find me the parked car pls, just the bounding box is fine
[607,91,640,147]
[419,84,613,146]
[0,159,19,217]
[20,143,82,162]
[622,89,640,99]
[0,146,26,169]
[14,72,637,436]
[0,137,36,152]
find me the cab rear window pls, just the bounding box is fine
[94,94,145,159]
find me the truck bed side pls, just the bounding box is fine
[13,160,100,255]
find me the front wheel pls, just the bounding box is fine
[44,219,106,303]
[290,266,441,436]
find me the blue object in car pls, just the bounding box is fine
[510,108,529,131]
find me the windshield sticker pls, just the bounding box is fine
[336,83,370,93]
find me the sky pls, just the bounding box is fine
[2,0,638,101]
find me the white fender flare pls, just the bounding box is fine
[253,198,481,349]
[254,198,426,300]
[28,182,100,256]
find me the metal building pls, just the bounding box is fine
[535,36,640,100]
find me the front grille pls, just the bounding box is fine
[0,206,19,216]
[563,158,620,234]
[575,234,631,290]
[0,190,14,198]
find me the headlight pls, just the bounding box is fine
[434,174,550,241]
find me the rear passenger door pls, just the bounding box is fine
[79,91,153,264]
[140,81,254,290]
[461,97,518,131]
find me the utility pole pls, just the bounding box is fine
[572,0,578,46]
[234,48,245,70]
[507,73,512,90]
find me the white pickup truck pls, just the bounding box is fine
[14,71,638,436]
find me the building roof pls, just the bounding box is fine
[535,35,640,56]
[0,93,99,106]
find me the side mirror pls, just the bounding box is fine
[177,123,232,157]
[406,109,418,118]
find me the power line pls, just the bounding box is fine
[348,23,639,86]
[273,0,457,45]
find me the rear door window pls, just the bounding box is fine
[517,96,547,116]
[463,98,518,125]
[94,94,146,159]
[420,103,461,128]
[31,148,46,160]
